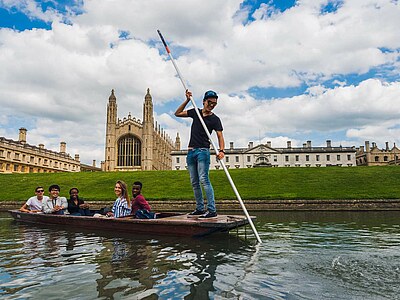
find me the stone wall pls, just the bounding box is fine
[2,199,400,211]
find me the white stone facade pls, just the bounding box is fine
[171,140,357,170]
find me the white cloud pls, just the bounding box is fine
[206,79,400,148]
[1,0,400,164]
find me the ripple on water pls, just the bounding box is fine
[1,211,400,299]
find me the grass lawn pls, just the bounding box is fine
[1,166,400,201]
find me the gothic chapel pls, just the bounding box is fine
[102,89,179,171]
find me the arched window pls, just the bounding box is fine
[117,135,141,167]
[374,156,379,162]
[254,155,271,167]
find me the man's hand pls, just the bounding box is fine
[185,89,192,100]
[217,150,225,160]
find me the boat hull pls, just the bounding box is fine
[8,210,255,237]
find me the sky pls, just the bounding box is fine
[0,0,399,165]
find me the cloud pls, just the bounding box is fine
[1,0,400,164]
[203,79,400,147]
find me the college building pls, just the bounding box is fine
[356,141,400,166]
[101,89,179,171]
[171,140,357,170]
[0,128,81,173]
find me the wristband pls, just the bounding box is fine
[219,149,225,153]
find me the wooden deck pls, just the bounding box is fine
[8,210,255,237]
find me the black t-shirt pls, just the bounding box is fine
[187,108,223,148]
[67,198,85,214]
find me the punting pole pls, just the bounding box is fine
[157,30,262,244]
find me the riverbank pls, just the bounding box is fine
[2,198,400,211]
[2,166,400,202]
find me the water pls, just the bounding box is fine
[0,211,399,299]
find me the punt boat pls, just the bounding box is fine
[8,210,255,237]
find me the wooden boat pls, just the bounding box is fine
[8,210,255,237]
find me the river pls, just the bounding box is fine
[0,211,399,299]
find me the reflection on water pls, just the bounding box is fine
[0,211,399,299]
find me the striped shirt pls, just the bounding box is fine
[111,197,131,218]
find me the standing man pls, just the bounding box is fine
[20,186,49,213]
[175,89,225,219]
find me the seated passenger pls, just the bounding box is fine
[42,184,69,215]
[67,187,92,216]
[131,181,155,219]
[106,180,131,218]
[20,186,49,213]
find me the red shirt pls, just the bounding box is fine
[131,194,151,214]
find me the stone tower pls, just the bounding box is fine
[102,88,176,171]
[142,88,154,171]
[104,89,117,172]
[175,133,181,150]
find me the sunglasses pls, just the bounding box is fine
[207,100,218,107]
[36,190,44,193]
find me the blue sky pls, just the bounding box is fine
[1,0,400,164]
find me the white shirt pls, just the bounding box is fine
[26,196,49,211]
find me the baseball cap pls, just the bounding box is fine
[203,90,218,100]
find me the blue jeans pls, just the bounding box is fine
[187,148,216,212]
[71,209,92,216]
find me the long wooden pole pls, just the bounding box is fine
[157,30,262,243]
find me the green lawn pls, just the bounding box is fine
[1,166,400,201]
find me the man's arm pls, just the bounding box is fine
[42,200,53,214]
[20,203,30,213]
[216,131,225,160]
[174,90,192,117]
[138,195,151,211]
[60,197,68,210]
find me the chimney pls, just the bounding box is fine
[372,142,376,148]
[307,140,311,148]
[365,141,370,152]
[39,144,44,149]
[386,142,389,151]
[267,141,271,147]
[230,142,234,150]
[248,141,254,148]
[19,128,27,144]
[92,160,96,167]
[60,142,66,154]
[303,143,307,148]
[287,141,291,149]
[326,140,332,148]
[360,145,364,152]
[75,154,80,161]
